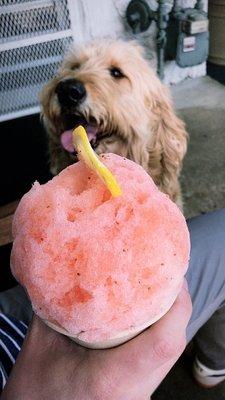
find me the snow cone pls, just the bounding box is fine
[11,126,190,349]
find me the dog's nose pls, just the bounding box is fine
[56,79,86,107]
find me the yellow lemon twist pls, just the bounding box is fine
[72,126,122,197]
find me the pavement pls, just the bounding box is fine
[172,76,225,219]
[152,76,225,399]
[153,355,225,400]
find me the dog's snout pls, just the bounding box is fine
[56,79,86,107]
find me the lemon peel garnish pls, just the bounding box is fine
[72,126,122,197]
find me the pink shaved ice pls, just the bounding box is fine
[11,154,190,345]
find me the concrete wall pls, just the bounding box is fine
[68,0,208,84]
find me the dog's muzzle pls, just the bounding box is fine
[55,80,107,155]
[56,79,86,107]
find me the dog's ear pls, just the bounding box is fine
[127,135,149,172]
[146,80,188,203]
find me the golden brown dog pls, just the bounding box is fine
[40,39,187,208]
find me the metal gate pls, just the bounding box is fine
[0,0,74,122]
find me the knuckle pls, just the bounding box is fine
[153,334,187,361]
[153,338,178,361]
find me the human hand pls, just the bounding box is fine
[1,280,191,400]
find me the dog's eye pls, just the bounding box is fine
[109,67,125,79]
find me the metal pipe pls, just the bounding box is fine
[157,0,170,80]
[195,0,204,11]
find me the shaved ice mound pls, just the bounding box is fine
[11,154,190,348]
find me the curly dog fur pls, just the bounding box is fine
[40,39,188,208]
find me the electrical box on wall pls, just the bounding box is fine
[166,3,209,68]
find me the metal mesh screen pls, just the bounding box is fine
[0,0,73,121]
[0,0,71,42]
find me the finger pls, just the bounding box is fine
[146,280,192,360]
[119,280,192,373]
